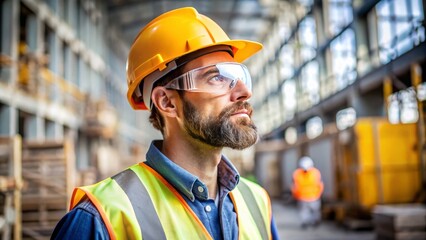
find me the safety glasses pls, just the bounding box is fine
[164,62,252,94]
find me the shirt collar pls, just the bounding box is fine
[145,140,240,202]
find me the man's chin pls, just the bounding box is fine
[228,140,257,150]
[227,129,259,150]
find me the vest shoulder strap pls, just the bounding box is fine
[112,168,166,240]
[231,178,272,240]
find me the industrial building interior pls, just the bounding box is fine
[0,0,425,239]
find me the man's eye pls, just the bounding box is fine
[209,75,227,83]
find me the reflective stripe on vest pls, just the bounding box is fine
[70,163,271,239]
[112,169,166,240]
[230,179,272,240]
[235,180,269,240]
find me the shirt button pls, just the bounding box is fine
[197,186,204,193]
[205,205,212,212]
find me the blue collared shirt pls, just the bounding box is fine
[52,140,279,239]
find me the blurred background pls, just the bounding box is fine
[0,0,425,239]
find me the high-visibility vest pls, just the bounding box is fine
[292,168,323,202]
[70,162,272,240]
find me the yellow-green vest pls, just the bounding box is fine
[70,163,272,240]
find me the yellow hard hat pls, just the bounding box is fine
[126,7,263,110]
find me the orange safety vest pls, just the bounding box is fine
[70,163,272,240]
[292,168,323,201]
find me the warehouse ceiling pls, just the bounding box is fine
[106,0,280,46]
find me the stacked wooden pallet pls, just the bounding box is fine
[373,204,426,240]
[21,140,75,240]
[0,136,22,240]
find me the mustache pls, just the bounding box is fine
[219,101,253,119]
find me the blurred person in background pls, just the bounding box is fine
[52,7,279,240]
[292,156,324,229]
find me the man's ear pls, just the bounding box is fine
[151,87,177,117]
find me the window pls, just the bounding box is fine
[376,0,425,64]
[330,29,357,91]
[388,88,419,124]
[44,0,57,12]
[77,58,88,91]
[0,103,9,135]
[282,79,297,120]
[336,107,356,130]
[297,0,314,11]
[20,3,37,52]
[327,0,353,36]
[298,16,317,64]
[299,61,319,110]
[61,41,67,79]
[279,43,295,80]
[285,127,298,144]
[44,25,55,72]
[69,51,77,86]
[77,0,88,41]
[266,95,281,129]
[306,116,323,139]
[0,0,3,53]
[417,82,426,101]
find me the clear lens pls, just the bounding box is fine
[164,62,252,94]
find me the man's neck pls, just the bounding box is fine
[161,137,222,199]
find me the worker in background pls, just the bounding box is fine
[52,7,279,240]
[292,156,324,229]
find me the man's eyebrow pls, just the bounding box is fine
[199,68,220,78]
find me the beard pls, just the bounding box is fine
[182,100,258,150]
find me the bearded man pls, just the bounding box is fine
[53,7,279,240]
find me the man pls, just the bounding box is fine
[52,7,279,240]
[292,156,324,229]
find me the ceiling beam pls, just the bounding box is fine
[107,0,276,45]
[107,0,259,14]
[116,11,272,32]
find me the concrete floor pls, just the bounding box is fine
[272,200,376,240]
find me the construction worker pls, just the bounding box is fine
[52,7,279,240]
[292,156,324,229]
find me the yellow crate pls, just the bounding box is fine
[354,118,420,208]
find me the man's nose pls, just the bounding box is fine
[230,79,252,102]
